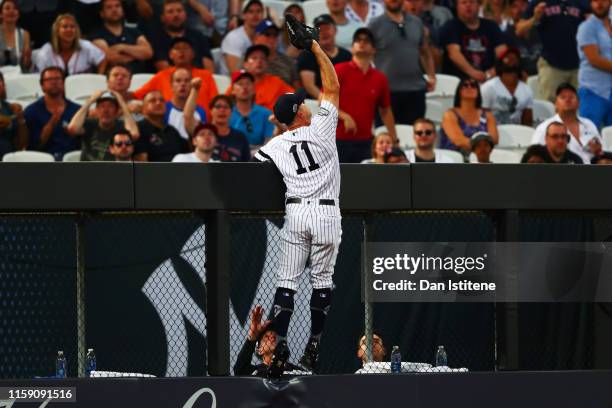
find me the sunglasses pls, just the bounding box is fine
[509,96,517,114]
[243,116,253,133]
[396,22,406,40]
[113,141,133,147]
[261,31,278,38]
[462,81,478,89]
[549,133,569,140]
[414,129,434,136]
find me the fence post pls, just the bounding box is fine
[363,215,374,363]
[76,214,86,378]
[495,209,520,370]
[206,210,230,376]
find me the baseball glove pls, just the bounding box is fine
[285,14,319,50]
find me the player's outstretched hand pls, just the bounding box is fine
[285,14,319,50]
[248,305,271,341]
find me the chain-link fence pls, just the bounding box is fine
[1,209,611,379]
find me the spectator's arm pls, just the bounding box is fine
[96,58,108,75]
[93,39,132,64]
[419,34,436,92]
[441,110,471,150]
[10,103,28,150]
[582,44,612,72]
[446,44,486,82]
[67,90,105,137]
[378,106,397,144]
[184,78,202,136]
[133,152,148,161]
[113,36,154,61]
[135,0,154,20]
[21,30,32,70]
[485,111,499,144]
[515,2,546,38]
[300,70,320,100]
[188,0,215,26]
[37,107,64,147]
[521,108,533,127]
[112,91,140,140]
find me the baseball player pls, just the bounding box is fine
[253,15,342,379]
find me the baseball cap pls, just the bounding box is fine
[231,69,255,84]
[244,44,270,60]
[470,131,494,148]
[193,123,218,138]
[255,19,280,34]
[169,36,194,49]
[556,82,577,97]
[242,0,263,12]
[313,14,336,27]
[97,91,118,106]
[353,27,376,46]
[273,88,307,126]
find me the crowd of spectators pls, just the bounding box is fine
[0,0,609,165]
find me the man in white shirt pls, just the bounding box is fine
[172,122,218,162]
[164,68,207,140]
[220,0,264,74]
[327,0,364,49]
[481,48,533,125]
[405,118,456,162]
[531,82,602,163]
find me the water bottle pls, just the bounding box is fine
[390,346,402,373]
[435,345,448,367]
[85,348,96,377]
[56,351,67,378]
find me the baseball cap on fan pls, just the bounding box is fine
[242,0,263,12]
[273,89,307,126]
[96,91,118,106]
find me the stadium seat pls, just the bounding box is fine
[66,74,107,104]
[469,148,523,163]
[304,98,319,114]
[425,99,444,124]
[211,48,222,74]
[426,74,460,99]
[376,124,414,148]
[436,148,464,163]
[62,150,82,162]
[262,0,290,17]
[527,76,540,99]
[129,73,153,91]
[0,65,21,78]
[2,151,55,162]
[497,124,535,148]
[532,99,555,125]
[6,73,42,106]
[213,74,231,93]
[302,0,329,25]
[602,126,612,150]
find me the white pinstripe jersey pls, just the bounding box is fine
[255,101,340,201]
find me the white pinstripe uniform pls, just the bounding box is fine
[255,100,342,291]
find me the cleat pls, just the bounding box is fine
[267,340,290,379]
[299,338,319,372]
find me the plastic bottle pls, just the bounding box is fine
[56,351,67,378]
[390,346,402,373]
[85,348,96,377]
[435,345,448,367]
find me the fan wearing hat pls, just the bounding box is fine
[134,36,218,117]
[221,0,265,74]
[297,14,351,100]
[147,0,214,72]
[542,121,583,164]
[67,89,139,161]
[227,45,294,110]
[229,69,275,147]
[469,131,494,163]
[172,123,219,163]
[253,19,299,88]
[530,82,602,163]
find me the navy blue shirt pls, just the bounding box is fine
[147,28,212,69]
[90,25,148,74]
[24,98,81,160]
[439,18,505,78]
[213,128,251,162]
[523,0,588,70]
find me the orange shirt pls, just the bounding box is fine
[134,67,219,113]
[227,73,294,110]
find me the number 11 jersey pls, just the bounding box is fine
[254,100,340,201]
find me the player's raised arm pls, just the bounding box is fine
[310,41,340,109]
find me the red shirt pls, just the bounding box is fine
[335,61,391,142]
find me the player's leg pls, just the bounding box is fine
[268,211,311,378]
[299,213,342,371]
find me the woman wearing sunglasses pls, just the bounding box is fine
[439,78,499,160]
